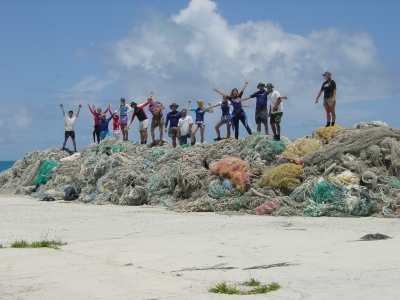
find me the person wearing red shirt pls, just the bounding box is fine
[108,109,120,139]
[88,103,111,143]
[128,93,151,144]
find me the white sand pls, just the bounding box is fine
[0,196,399,300]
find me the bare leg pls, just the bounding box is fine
[328,106,336,122]
[214,122,223,138]
[200,127,205,143]
[191,126,199,144]
[264,123,269,134]
[72,138,77,150]
[270,123,277,136]
[324,106,331,123]
[172,137,177,148]
[226,124,231,138]
[62,138,68,148]
[257,122,261,133]
[150,127,156,143]
[158,126,163,145]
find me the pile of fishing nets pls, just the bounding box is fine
[1,121,400,218]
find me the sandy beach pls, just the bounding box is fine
[0,196,399,300]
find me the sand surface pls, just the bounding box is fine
[0,196,399,300]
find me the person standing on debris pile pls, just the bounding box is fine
[108,109,120,139]
[87,104,111,143]
[186,100,213,145]
[212,79,252,139]
[315,71,337,127]
[95,112,116,141]
[60,104,81,152]
[148,93,165,146]
[177,109,193,145]
[128,94,151,144]
[267,83,289,141]
[236,82,270,134]
[117,97,132,141]
[164,103,182,148]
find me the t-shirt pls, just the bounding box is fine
[148,101,163,119]
[165,111,182,128]
[178,116,193,136]
[267,90,283,114]
[227,91,244,111]
[64,115,77,131]
[119,104,132,116]
[213,101,231,116]
[130,102,149,123]
[189,107,211,122]
[320,80,336,98]
[250,90,269,109]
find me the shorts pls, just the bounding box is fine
[65,131,75,139]
[168,127,179,137]
[139,119,149,131]
[323,97,336,106]
[151,116,165,129]
[100,131,110,140]
[195,121,205,128]
[180,134,190,145]
[113,130,120,139]
[220,115,231,124]
[255,108,268,124]
[270,112,283,124]
[119,115,128,125]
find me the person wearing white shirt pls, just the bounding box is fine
[266,83,289,141]
[177,109,193,145]
[60,104,81,152]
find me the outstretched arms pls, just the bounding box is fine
[241,79,248,92]
[186,100,191,111]
[212,87,225,96]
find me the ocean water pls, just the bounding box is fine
[0,161,16,173]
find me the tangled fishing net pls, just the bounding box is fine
[1,121,399,218]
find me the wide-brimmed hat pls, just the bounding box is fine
[322,71,331,76]
[266,83,274,88]
[257,82,265,88]
[170,102,179,109]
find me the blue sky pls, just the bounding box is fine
[0,0,399,160]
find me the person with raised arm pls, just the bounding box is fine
[60,104,81,152]
[186,100,213,145]
[315,71,337,127]
[87,103,111,143]
[211,79,251,139]
[128,92,152,144]
[266,83,289,141]
[164,103,182,148]
[117,97,133,141]
[95,111,116,141]
[147,93,165,146]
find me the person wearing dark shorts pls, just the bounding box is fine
[267,83,289,141]
[236,82,270,134]
[164,103,182,148]
[60,104,81,152]
[315,71,337,127]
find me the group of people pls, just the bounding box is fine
[60,72,337,152]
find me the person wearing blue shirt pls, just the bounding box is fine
[236,82,270,134]
[212,79,252,139]
[186,99,213,145]
[164,103,182,148]
[96,112,116,141]
[117,97,132,141]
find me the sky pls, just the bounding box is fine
[0,0,399,160]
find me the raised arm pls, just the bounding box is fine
[186,100,191,111]
[88,104,96,116]
[60,104,65,116]
[212,87,225,96]
[76,105,82,118]
[207,102,214,113]
[103,103,112,114]
[241,79,249,92]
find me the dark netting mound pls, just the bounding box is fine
[1,122,400,217]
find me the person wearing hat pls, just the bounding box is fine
[110,110,120,139]
[164,103,182,148]
[266,83,289,141]
[147,93,165,146]
[95,111,116,141]
[235,82,270,134]
[117,97,133,141]
[315,71,337,127]
[87,103,111,143]
[128,93,151,144]
[186,99,213,145]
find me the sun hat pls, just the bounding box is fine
[257,82,265,87]
[322,71,331,76]
[266,83,274,88]
[169,102,179,109]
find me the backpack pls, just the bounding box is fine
[64,186,78,201]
